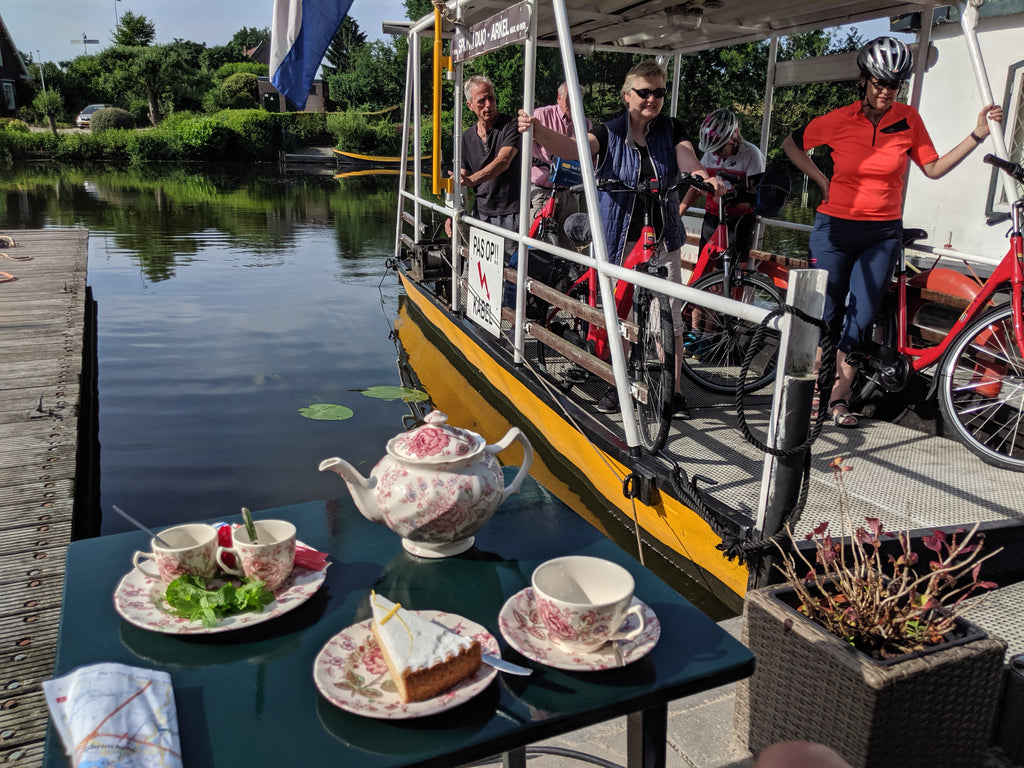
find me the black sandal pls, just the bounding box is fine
[829,399,859,428]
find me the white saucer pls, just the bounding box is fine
[114,544,327,635]
[314,610,499,719]
[498,587,660,671]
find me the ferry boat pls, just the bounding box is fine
[383,0,1024,611]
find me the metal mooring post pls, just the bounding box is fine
[756,269,827,548]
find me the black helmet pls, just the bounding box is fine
[857,36,913,81]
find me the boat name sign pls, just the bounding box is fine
[452,2,530,63]
[467,225,503,339]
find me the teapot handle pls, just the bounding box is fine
[486,427,534,503]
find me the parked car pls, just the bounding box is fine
[75,104,112,129]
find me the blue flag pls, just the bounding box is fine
[270,0,353,109]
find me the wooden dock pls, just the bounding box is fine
[0,229,95,766]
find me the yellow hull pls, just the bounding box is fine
[398,272,750,609]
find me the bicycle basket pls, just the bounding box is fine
[751,170,791,217]
[548,157,583,188]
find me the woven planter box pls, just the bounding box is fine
[734,584,1006,768]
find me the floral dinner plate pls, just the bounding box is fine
[113,542,327,635]
[313,610,498,719]
[498,587,660,671]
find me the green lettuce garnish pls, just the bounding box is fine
[164,574,275,628]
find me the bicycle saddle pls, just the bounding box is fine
[902,228,928,247]
[563,212,592,248]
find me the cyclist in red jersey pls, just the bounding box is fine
[782,36,1003,428]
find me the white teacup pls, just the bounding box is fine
[131,523,220,585]
[216,520,296,590]
[531,555,646,653]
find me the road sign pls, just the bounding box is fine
[71,34,100,53]
[452,2,530,63]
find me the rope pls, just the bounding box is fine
[0,271,15,283]
[0,252,32,260]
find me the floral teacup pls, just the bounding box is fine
[131,523,220,585]
[216,520,295,590]
[531,555,645,653]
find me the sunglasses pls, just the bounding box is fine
[631,87,667,100]
[869,78,904,92]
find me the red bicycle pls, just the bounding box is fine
[534,173,713,452]
[678,170,791,395]
[849,154,1024,470]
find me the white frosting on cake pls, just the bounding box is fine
[370,592,475,673]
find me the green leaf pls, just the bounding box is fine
[164,574,275,627]
[299,403,354,421]
[360,386,429,402]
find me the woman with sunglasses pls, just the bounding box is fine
[518,59,725,416]
[782,35,1003,428]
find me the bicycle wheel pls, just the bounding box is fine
[535,264,592,392]
[678,271,783,394]
[936,304,1024,471]
[631,285,674,453]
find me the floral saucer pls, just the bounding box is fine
[313,610,498,719]
[113,543,327,635]
[498,587,660,671]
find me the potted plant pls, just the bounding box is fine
[734,457,1008,768]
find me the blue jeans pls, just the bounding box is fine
[808,213,901,354]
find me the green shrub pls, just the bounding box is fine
[90,108,135,132]
[329,110,377,154]
[0,117,31,133]
[171,116,232,160]
[221,73,259,109]
[215,61,267,80]
[214,109,281,159]
[288,112,331,146]
[124,128,181,165]
[53,132,106,163]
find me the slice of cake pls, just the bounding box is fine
[369,591,482,703]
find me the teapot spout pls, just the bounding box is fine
[318,457,381,523]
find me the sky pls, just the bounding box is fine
[1,0,892,65]
[1,0,410,63]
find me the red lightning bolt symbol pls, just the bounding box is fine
[477,261,490,300]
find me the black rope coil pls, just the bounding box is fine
[677,303,839,571]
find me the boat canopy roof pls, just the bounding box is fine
[425,0,944,56]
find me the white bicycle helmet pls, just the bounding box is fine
[699,108,739,155]
[857,36,913,82]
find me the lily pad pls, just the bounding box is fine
[360,386,429,403]
[299,403,354,421]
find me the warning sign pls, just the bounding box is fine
[467,226,503,338]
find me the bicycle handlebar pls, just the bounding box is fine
[984,153,1024,184]
[580,172,714,197]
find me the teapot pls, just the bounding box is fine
[318,410,533,558]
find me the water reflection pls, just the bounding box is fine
[0,165,418,535]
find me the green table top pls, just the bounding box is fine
[44,472,753,768]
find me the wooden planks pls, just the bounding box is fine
[0,229,90,767]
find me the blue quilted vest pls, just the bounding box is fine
[597,112,686,263]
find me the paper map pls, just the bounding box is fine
[43,662,182,768]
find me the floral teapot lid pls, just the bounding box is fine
[386,410,486,464]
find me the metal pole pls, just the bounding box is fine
[36,51,45,92]
[756,269,828,546]
[958,0,1018,204]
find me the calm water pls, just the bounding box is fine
[1,165,413,535]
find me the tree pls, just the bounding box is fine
[321,17,368,78]
[327,41,404,111]
[33,89,64,136]
[112,11,156,47]
[228,26,271,55]
[97,41,211,125]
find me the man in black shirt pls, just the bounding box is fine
[461,75,521,249]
